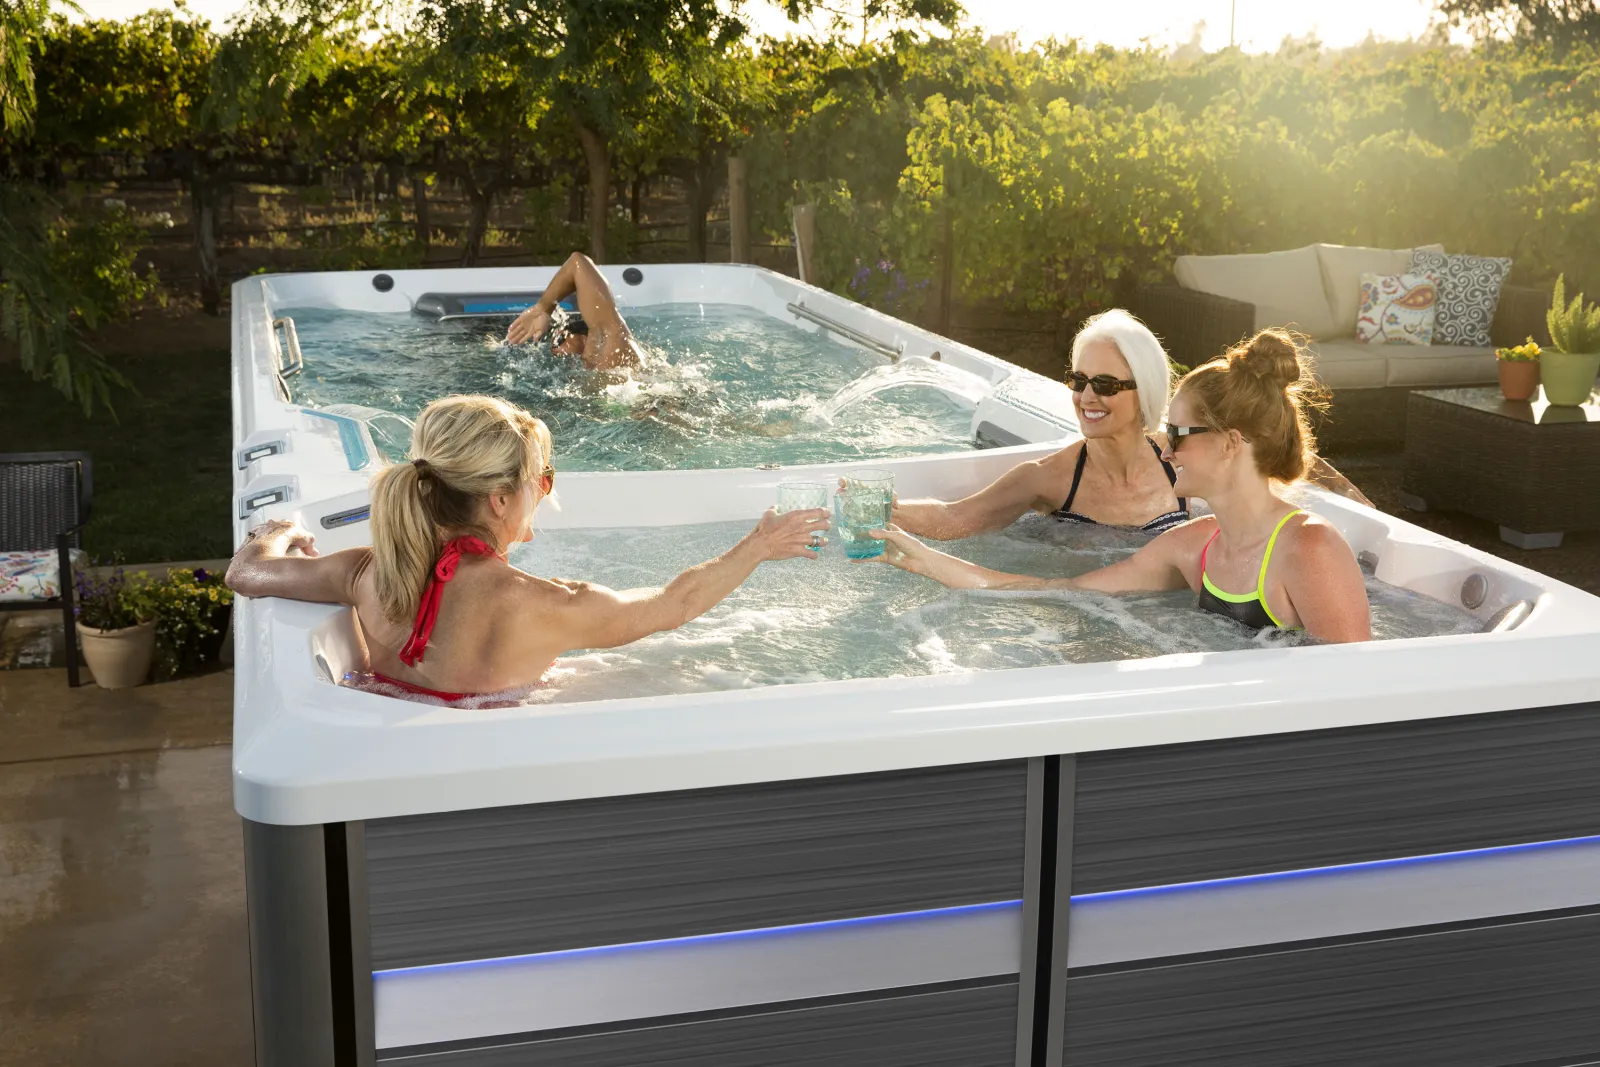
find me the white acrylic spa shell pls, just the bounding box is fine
[231,265,1600,826]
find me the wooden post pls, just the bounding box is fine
[792,202,816,285]
[728,156,750,264]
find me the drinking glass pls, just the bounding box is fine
[835,468,894,560]
[777,481,829,550]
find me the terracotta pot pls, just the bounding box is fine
[1497,359,1540,402]
[1540,350,1600,406]
[76,620,156,689]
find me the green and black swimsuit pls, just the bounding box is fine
[1196,510,1304,630]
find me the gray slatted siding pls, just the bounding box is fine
[1062,911,1600,1067]
[1074,701,1600,893]
[366,761,1028,969]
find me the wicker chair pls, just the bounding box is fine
[0,452,93,686]
[1130,283,1554,450]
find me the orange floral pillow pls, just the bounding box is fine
[1356,272,1439,346]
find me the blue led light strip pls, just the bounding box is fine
[1073,833,1600,904]
[374,834,1600,981]
[374,899,1022,978]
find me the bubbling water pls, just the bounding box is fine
[341,514,1483,707]
[281,304,979,471]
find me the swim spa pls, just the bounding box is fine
[232,265,1600,1067]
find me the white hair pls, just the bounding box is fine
[1070,309,1173,432]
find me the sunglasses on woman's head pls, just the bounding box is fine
[538,465,556,493]
[1066,371,1138,396]
[1163,424,1214,451]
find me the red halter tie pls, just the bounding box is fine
[397,536,499,667]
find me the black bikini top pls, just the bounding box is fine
[1052,438,1190,535]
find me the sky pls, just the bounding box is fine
[69,0,1463,53]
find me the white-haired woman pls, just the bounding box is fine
[895,309,1193,538]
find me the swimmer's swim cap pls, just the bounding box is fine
[549,309,589,349]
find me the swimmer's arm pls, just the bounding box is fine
[226,523,368,604]
[894,455,1062,540]
[1281,523,1372,643]
[562,252,628,338]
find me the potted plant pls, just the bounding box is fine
[148,567,235,680]
[1494,338,1541,401]
[74,569,158,689]
[1543,275,1600,406]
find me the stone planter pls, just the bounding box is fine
[1497,359,1540,402]
[1540,351,1600,406]
[76,620,156,689]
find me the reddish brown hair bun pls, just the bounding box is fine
[1177,329,1325,482]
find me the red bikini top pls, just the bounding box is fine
[397,535,499,667]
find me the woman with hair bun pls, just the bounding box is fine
[865,329,1373,643]
[226,395,830,702]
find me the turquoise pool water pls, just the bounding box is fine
[349,514,1478,706]
[280,304,981,471]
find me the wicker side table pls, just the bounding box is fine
[1401,386,1600,548]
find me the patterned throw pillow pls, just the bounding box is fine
[1356,273,1439,346]
[1408,250,1511,346]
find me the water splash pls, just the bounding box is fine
[821,357,992,421]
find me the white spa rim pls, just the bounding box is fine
[229,266,1600,827]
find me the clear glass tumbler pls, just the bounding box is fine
[777,481,829,551]
[835,468,894,560]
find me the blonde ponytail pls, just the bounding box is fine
[370,395,551,624]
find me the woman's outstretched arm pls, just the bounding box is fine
[892,449,1072,540]
[542,507,828,650]
[867,524,1191,595]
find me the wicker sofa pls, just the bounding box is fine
[1129,244,1552,449]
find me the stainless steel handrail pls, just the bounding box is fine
[273,317,305,379]
[787,301,903,361]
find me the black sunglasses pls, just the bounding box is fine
[1164,424,1214,451]
[1066,371,1138,397]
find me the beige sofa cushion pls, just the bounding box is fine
[1383,344,1498,388]
[1317,243,1446,337]
[1307,340,1498,391]
[1305,340,1389,391]
[1175,245,1339,340]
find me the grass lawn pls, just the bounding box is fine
[1,342,232,563]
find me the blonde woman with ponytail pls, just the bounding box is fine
[227,395,829,702]
[863,330,1372,644]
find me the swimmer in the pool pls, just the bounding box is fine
[862,329,1373,644]
[506,252,642,372]
[891,310,1371,542]
[226,394,828,704]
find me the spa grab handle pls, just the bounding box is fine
[272,317,305,380]
[787,301,903,361]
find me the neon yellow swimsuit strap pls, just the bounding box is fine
[1256,510,1304,628]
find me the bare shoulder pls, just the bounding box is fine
[1282,514,1358,569]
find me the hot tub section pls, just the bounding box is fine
[232,268,1600,1067]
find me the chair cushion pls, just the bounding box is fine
[1355,272,1440,346]
[1383,344,1499,388]
[1304,340,1389,391]
[1175,245,1339,340]
[1317,243,1445,336]
[1408,250,1512,347]
[0,549,88,603]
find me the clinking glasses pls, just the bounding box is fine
[1066,371,1138,397]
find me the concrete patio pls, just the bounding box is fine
[0,668,252,1066]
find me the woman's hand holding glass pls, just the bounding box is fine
[746,506,830,561]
